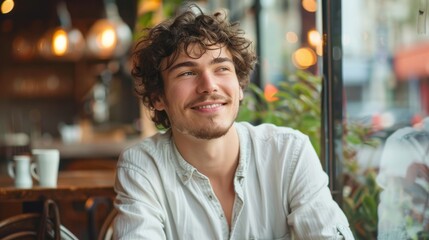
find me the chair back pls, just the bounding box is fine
[0,199,78,240]
[97,208,118,240]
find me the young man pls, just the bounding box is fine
[113,6,354,239]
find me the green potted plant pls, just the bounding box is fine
[237,70,322,154]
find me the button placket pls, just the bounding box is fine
[198,177,229,235]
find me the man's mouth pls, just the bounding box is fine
[192,103,224,110]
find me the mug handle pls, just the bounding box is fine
[30,162,40,181]
[7,162,15,178]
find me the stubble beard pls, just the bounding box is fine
[171,114,236,140]
[189,116,234,140]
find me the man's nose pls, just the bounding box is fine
[196,71,218,94]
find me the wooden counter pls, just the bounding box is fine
[32,138,141,160]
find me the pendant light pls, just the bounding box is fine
[37,1,85,60]
[86,0,133,59]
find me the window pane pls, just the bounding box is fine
[342,0,429,239]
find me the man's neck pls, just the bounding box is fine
[172,125,240,179]
[172,125,239,228]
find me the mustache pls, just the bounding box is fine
[186,94,229,108]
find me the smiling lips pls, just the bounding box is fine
[192,103,225,110]
[188,94,229,111]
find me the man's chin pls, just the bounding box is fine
[190,126,230,140]
[188,121,235,140]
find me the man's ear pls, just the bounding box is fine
[153,95,166,111]
[239,88,244,101]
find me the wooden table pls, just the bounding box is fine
[0,170,116,202]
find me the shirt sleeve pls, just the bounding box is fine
[113,149,167,240]
[286,137,355,240]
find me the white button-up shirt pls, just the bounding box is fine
[113,122,354,239]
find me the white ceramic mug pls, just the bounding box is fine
[8,155,33,188]
[31,149,60,187]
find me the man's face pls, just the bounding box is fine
[155,44,243,140]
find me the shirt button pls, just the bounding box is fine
[208,194,213,200]
[239,178,244,185]
[220,214,223,218]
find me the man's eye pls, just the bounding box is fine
[178,71,195,77]
[217,67,230,72]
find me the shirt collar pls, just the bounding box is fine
[235,122,248,179]
[171,141,197,184]
[171,122,249,184]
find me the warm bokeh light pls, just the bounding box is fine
[52,29,68,56]
[37,27,84,59]
[286,31,298,43]
[1,0,14,14]
[99,28,116,49]
[302,0,317,12]
[308,30,323,56]
[292,47,317,69]
[138,0,161,14]
[316,43,323,56]
[308,30,321,47]
[264,83,279,102]
[86,17,132,58]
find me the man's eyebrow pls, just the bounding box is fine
[168,61,197,73]
[168,57,234,73]
[211,57,233,65]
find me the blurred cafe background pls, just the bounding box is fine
[0,0,140,173]
[1,0,429,239]
[0,0,140,238]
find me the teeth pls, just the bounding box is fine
[194,104,222,110]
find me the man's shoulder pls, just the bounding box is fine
[236,122,307,140]
[119,131,173,166]
[126,130,170,149]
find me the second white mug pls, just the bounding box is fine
[31,149,60,187]
[8,155,33,188]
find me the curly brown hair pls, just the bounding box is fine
[132,5,257,129]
